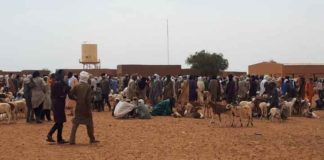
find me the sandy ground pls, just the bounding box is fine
[0,109,324,160]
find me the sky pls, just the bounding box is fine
[0,0,323,72]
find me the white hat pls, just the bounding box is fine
[79,71,90,83]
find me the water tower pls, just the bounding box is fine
[79,43,101,69]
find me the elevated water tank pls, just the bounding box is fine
[81,44,99,63]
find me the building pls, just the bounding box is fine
[117,64,246,77]
[249,61,324,79]
[61,69,116,77]
[117,65,181,77]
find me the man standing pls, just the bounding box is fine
[47,70,69,144]
[23,75,34,123]
[69,71,99,145]
[100,73,112,111]
[208,76,219,103]
[225,74,236,104]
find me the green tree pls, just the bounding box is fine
[185,50,228,76]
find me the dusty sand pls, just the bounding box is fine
[0,110,324,160]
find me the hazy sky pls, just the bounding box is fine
[1,0,323,72]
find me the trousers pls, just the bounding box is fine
[48,122,63,141]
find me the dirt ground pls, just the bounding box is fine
[0,110,324,160]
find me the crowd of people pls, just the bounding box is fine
[1,70,324,144]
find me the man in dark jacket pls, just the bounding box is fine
[69,71,99,145]
[46,69,70,144]
[100,73,112,111]
[249,76,258,98]
[226,74,236,104]
[188,75,197,102]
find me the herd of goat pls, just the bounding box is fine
[172,91,315,127]
[0,90,317,127]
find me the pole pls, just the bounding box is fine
[167,19,170,65]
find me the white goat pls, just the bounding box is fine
[269,105,288,122]
[281,98,297,117]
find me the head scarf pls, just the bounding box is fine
[79,71,90,83]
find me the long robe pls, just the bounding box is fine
[43,83,52,110]
[189,79,198,102]
[163,80,174,100]
[209,79,219,102]
[178,80,189,106]
[69,82,93,124]
[31,77,46,109]
[51,80,69,123]
[305,82,314,102]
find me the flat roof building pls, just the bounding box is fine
[249,61,324,79]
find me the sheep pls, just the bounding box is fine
[239,99,255,110]
[258,102,268,120]
[10,99,27,118]
[0,103,16,124]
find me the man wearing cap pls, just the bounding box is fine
[68,71,99,145]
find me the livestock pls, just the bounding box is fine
[230,104,254,127]
[0,103,16,124]
[209,101,232,127]
[184,102,204,119]
[172,102,204,119]
[209,101,253,127]
[10,99,27,118]
[202,91,212,119]
[281,98,297,117]
[251,96,268,117]
[269,105,289,122]
[258,102,268,119]
[293,99,310,116]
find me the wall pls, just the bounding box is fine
[283,65,324,78]
[117,65,181,77]
[60,69,116,77]
[248,62,283,77]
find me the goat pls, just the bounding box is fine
[184,103,204,119]
[230,104,254,127]
[281,98,297,117]
[293,99,310,116]
[269,105,289,122]
[202,91,212,119]
[209,101,254,127]
[209,101,232,127]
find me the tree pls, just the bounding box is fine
[185,50,228,76]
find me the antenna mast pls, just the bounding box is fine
[167,19,170,65]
